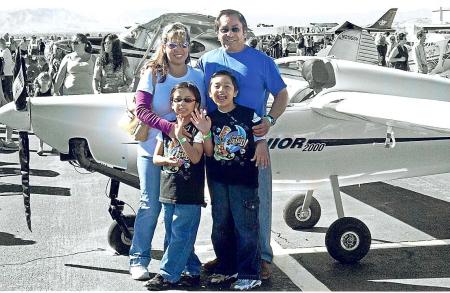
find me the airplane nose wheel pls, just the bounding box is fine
[325,217,371,263]
[107,214,136,255]
[283,194,321,229]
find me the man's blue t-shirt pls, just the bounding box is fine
[197,46,286,116]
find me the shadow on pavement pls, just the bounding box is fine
[341,182,450,239]
[0,167,60,177]
[294,244,450,291]
[0,183,71,196]
[0,232,36,246]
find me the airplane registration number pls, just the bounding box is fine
[267,138,325,152]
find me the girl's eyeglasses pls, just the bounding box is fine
[166,42,189,49]
[172,97,196,103]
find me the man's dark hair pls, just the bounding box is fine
[214,9,248,33]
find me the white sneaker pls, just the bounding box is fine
[130,265,150,280]
[232,279,262,290]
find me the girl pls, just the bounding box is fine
[145,82,205,290]
[33,72,53,156]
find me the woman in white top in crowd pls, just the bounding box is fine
[54,33,96,95]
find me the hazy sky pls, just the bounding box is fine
[1,0,448,27]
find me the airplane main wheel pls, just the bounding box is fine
[325,217,371,264]
[283,194,321,229]
[107,214,135,255]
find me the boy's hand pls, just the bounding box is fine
[191,108,211,135]
[251,140,270,168]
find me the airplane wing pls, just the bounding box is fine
[310,91,450,133]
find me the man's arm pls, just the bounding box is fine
[253,88,289,137]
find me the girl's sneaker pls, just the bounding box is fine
[231,279,262,290]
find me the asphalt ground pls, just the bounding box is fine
[1,131,450,291]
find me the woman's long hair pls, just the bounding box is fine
[99,34,123,72]
[74,33,93,53]
[142,22,191,83]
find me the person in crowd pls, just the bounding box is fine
[193,70,269,290]
[93,33,133,94]
[389,32,409,71]
[129,22,205,281]
[49,44,66,84]
[145,82,206,290]
[28,35,39,56]
[38,38,45,56]
[413,30,428,74]
[387,34,397,67]
[26,57,40,95]
[8,35,17,57]
[297,33,305,56]
[197,8,288,281]
[18,36,28,56]
[53,33,96,95]
[33,72,54,155]
[281,33,289,57]
[306,36,314,56]
[376,33,388,67]
[0,38,19,151]
[37,56,49,74]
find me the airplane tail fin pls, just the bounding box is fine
[367,8,398,30]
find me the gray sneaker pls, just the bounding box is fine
[232,279,262,290]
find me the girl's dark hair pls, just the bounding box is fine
[170,82,201,108]
[209,70,238,91]
[100,34,123,72]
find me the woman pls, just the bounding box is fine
[389,33,409,71]
[93,34,133,94]
[129,22,205,282]
[53,33,96,95]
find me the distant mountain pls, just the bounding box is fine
[0,8,119,36]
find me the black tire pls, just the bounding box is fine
[107,214,135,255]
[325,217,371,264]
[283,194,321,229]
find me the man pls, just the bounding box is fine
[197,9,289,281]
[413,30,428,74]
[0,38,19,151]
[297,33,305,56]
[281,33,289,57]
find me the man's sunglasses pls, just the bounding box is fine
[166,42,189,49]
[172,97,197,103]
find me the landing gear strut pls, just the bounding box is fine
[106,178,135,255]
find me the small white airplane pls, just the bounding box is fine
[2,54,449,263]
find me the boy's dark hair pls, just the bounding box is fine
[209,70,238,91]
[170,82,202,108]
[215,9,248,34]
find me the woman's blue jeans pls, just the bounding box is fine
[129,156,163,267]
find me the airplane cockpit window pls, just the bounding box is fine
[190,41,206,54]
[120,25,154,50]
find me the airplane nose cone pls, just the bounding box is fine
[0,101,31,131]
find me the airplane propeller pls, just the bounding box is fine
[13,52,31,231]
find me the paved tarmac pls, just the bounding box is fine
[1,132,450,291]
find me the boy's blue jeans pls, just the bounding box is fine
[129,156,163,267]
[209,179,261,280]
[159,203,202,282]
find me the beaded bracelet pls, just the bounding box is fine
[178,137,187,144]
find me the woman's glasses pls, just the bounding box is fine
[166,42,189,49]
[172,97,196,103]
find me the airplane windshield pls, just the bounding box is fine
[119,26,155,50]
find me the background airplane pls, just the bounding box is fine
[326,8,397,34]
[1,53,449,263]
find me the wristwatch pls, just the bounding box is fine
[264,114,276,126]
